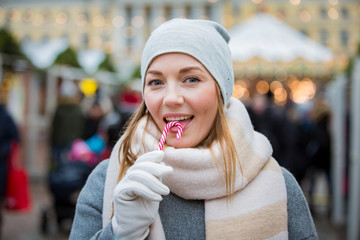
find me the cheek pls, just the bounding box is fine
[144,94,162,123]
[198,88,218,113]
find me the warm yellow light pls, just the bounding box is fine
[251,0,263,4]
[275,12,285,21]
[222,14,234,27]
[233,80,249,99]
[56,12,68,25]
[104,41,112,53]
[299,10,311,22]
[328,0,338,5]
[132,16,144,28]
[289,78,316,104]
[270,81,283,92]
[9,9,21,22]
[79,79,98,97]
[256,80,269,94]
[274,88,287,106]
[93,15,105,27]
[112,15,124,28]
[328,8,339,20]
[290,0,301,6]
[90,37,102,49]
[1,72,14,91]
[286,76,299,90]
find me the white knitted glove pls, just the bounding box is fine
[112,151,172,240]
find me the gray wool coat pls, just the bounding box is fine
[70,160,318,240]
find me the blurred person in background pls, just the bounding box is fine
[81,88,113,140]
[50,79,85,167]
[81,88,120,160]
[280,103,313,184]
[70,18,317,239]
[248,92,287,167]
[0,90,19,238]
[306,94,332,215]
[47,79,86,232]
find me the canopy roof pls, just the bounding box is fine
[21,37,68,69]
[228,13,334,64]
[22,38,105,73]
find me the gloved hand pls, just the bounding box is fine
[112,150,172,240]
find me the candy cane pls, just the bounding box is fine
[158,121,183,150]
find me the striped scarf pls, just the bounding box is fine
[103,97,288,239]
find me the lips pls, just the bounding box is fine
[163,115,194,132]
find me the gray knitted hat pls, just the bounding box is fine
[141,18,234,106]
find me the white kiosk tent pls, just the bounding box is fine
[229,13,334,63]
[228,13,335,78]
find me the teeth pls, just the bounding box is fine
[165,116,192,121]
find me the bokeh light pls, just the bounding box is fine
[56,12,68,25]
[328,8,339,20]
[233,80,249,99]
[270,81,283,93]
[256,80,270,94]
[93,15,105,28]
[287,77,316,104]
[112,15,125,28]
[299,10,312,22]
[290,0,301,6]
[132,16,144,28]
[79,78,98,97]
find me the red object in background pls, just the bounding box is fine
[122,90,142,104]
[5,142,32,212]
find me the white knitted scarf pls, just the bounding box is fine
[103,97,288,239]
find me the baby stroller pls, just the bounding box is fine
[41,135,105,235]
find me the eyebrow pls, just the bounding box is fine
[146,66,204,76]
[146,70,162,76]
[179,66,204,74]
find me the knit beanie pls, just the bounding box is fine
[141,18,234,106]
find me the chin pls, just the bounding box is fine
[167,138,197,149]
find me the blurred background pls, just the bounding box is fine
[0,0,359,239]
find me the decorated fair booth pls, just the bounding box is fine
[228,13,335,105]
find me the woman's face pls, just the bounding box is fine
[144,53,219,148]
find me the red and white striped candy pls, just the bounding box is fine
[158,121,183,150]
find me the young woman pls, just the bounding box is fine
[70,18,318,240]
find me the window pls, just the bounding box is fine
[340,30,349,47]
[341,8,349,19]
[320,7,327,19]
[164,5,172,20]
[185,5,191,19]
[82,33,88,47]
[144,5,151,38]
[205,4,211,19]
[320,29,328,45]
[233,4,241,17]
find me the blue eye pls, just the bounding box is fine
[185,77,200,83]
[148,80,162,86]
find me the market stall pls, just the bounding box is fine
[228,13,335,105]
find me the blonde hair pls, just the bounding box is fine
[117,84,239,196]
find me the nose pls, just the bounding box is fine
[163,83,184,107]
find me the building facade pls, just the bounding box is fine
[0,0,359,68]
[0,0,221,67]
